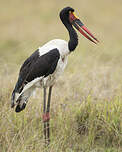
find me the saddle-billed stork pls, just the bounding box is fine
[11,7,99,144]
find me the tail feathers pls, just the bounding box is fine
[15,102,26,112]
[11,76,42,112]
[15,93,28,112]
[11,91,15,108]
[11,86,35,112]
[11,90,19,108]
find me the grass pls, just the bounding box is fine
[0,85,122,151]
[0,0,122,151]
[76,96,122,149]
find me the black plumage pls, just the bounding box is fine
[12,48,60,104]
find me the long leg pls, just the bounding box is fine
[43,88,47,144]
[47,86,52,113]
[46,86,53,144]
[42,86,53,146]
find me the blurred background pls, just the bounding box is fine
[0,0,122,151]
[0,0,122,99]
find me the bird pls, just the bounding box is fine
[11,6,99,144]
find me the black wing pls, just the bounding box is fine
[13,48,60,93]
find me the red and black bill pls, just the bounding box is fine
[69,12,99,44]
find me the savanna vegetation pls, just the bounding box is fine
[0,0,122,151]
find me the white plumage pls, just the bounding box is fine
[39,39,69,57]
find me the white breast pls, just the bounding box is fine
[38,39,69,57]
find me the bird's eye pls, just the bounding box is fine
[69,12,77,23]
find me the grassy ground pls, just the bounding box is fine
[0,0,122,151]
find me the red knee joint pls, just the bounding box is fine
[43,112,50,122]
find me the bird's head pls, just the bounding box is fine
[60,7,99,44]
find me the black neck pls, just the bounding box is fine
[61,20,78,52]
[68,25,78,52]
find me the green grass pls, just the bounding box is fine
[0,87,122,152]
[76,96,122,149]
[0,0,122,151]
